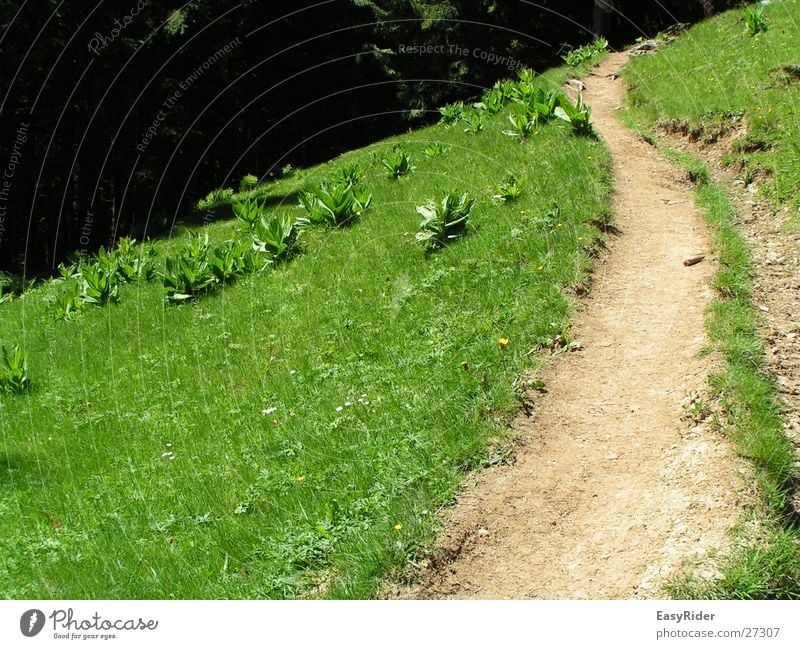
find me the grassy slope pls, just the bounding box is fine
[623,0,800,211]
[0,64,611,598]
[624,4,800,598]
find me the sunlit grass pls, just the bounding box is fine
[0,66,612,599]
[623,0,800,206]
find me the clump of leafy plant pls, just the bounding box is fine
[252,212,308,260]
[494,174,525,203]
[0,344,29,393]
[479,88,505,114]
[196,187,234,211]
[511,79,538,103]
[239,174,259,192]
[493,79,517,101]
[232,197,266,230]
[51,256,86,319]
[504,105,538,139]
[563,49,583,67]
[161,233,217,301]
[80,261,121,305]
[206,240,269,284]
[57,251,88,281]
[438,101,465,125]
[461,108,485,134]
[112,237,156,283]
[336,164,364,185]
[517,68,536,84]
[95,237,155,283]
[186,231,211,261]
[207,240,243,284]
[162,256,215,301]
[47,238,154,318]
[162,200,304,302]
[51,280,85,320]
[94,245,119,275]
[381,150,415,178]
[416,192,475,251]
[562,37,608,67]
[423,142,448,158]
[299,179,372,227]
[281,164,295,178]
[555,94,593,136]
[743,5,768,35]
[527,88,561,121]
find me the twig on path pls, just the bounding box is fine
[683,255,706,267]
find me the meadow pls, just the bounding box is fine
[0,60,612,598]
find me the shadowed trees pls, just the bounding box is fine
[0,0,733,275]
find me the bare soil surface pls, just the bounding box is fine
[386,53,747,600]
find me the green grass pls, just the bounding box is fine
[623,0,800,207]
[0,68,612,598]
[662,151,799,599]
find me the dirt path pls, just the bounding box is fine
[389,53,746,599]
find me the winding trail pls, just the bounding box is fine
[391,53,746,599]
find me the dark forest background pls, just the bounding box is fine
[0,0,731,275]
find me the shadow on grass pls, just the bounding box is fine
[0,452,35,485]
[177,191,302,227]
